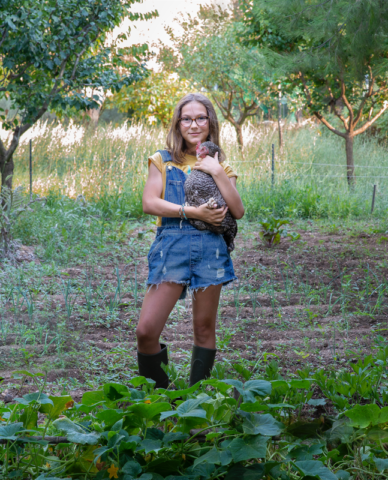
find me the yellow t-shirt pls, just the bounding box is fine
[148,151,238,227]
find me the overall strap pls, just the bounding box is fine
[157,149,173,163]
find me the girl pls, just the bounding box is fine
[136,93,244,388]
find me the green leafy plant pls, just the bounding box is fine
[1,358,388,480]
[258,216,300,248]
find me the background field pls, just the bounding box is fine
[6,118,388,221]
[0,120,387,402]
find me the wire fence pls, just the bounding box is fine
[230,159,388,169]
[228,143,388,181]
[237,173,388,178]
[228,142,388,215]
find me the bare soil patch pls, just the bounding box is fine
[1,223,387,400]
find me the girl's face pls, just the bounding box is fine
[179,101,210,154]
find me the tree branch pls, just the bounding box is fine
[0,28,8,49]
[211,93,237,126]
[314,111,347,138]
[354,102,388,136]
[69,27,102,81]
[247,108,260,117]
[226,90,233,118]
[237,100,258,125]
[326,83,348,129]
[333,109,349,130]
[339,76,353,130]
[7,62,33,81]
[211,94,228,119]
[70,49,87,81]
[369,85,388,99]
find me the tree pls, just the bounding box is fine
[158,5,270,151]
[242,0,388,185]
[108,70,190,128]
[0,0,156,188]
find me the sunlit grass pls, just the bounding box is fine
[4,118,388,219]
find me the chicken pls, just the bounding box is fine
[183,141,238,252]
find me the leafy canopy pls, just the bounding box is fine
[108,71,191,128]
[0,0,157,131]
[157,5,270,148]
[244,0,388,120]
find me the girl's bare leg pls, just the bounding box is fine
[192,284,222,349]
[136,283,184,354]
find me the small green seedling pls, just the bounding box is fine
[258,216,300,248]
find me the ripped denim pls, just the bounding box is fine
[147,151,237,299]
[147,224,237,299]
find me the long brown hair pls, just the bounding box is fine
[166,93,225,164]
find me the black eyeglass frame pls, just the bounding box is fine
[178,116,210,127]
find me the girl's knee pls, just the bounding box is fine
[136,324,157,343]
[193,321,214,343]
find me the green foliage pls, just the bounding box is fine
[244,0,388,112]
[0,0,154,129]
[0,0,157,187]
[1,352,388,479]
[157,5,270,147]
[240,0,388,178]
[258,216,300,247]
[108,71,191,128]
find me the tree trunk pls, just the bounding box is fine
[234,124,244,151]
[86,107,101,128]
[345,134,355,186]
[0,153,14,190]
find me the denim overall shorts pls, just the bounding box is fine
[147,150,237,299]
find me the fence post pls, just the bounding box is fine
[271,143,275,187]
[29,139,32,201]
[371,184,377,214]
[278,86,283,150]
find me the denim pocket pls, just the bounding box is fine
[166,180,183,205]
[148,237,164,263]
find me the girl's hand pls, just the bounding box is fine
[193,152,222,177]
[190,203,228,226]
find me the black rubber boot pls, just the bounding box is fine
[137,343,169,389]
[189,344,217,387]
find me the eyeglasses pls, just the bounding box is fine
[179,116,209,128]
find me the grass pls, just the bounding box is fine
[5,118,388,221]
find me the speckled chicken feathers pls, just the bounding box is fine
[184,141,238,252]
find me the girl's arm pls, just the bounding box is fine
[193,153,245,219]
[143,163,228,226]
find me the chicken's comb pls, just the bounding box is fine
[196,141,201,151]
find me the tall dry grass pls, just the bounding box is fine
[2,118,388,219]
